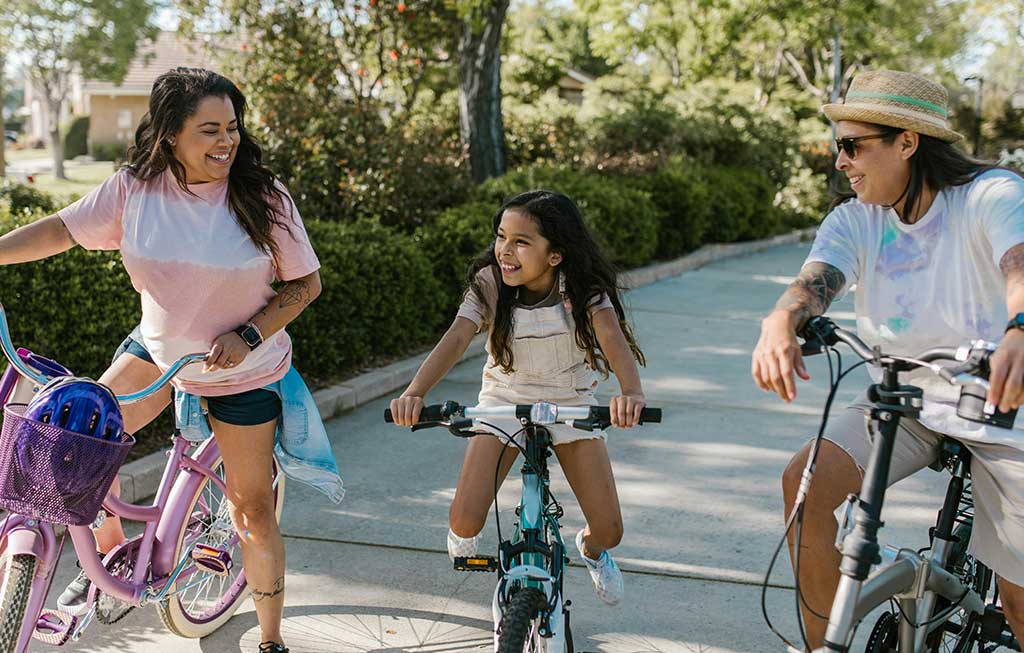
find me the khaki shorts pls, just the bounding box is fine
[824,395,1024,586]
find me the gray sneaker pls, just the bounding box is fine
[56,566,91,614]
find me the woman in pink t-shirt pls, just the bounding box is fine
[0,68,317,653]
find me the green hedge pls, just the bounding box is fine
[63,116,90,160]
[289,219,447,385]
[637,157,711,258]
[413,201,496,315]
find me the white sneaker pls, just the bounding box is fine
[575,528,623,605]
[447,529,479,562]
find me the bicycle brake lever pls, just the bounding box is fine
[411,421,446,432]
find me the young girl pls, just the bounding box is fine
[389,190,647,604]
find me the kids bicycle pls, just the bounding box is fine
[386,400,661,653]
[769,316,1021,653]
[0,303,285,652]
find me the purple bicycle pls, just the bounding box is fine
[0,304,285,651]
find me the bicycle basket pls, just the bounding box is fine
[0,404,134,525]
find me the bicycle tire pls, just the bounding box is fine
[157,456,285,638]
[0,553,38,653]
[498,587,548,653]
[866,611,897,653]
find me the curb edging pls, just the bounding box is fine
[117,226,816,503]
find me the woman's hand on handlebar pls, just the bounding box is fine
[610,393,646,428]
[988,328,1024,413]
[752,310,810,403]
[389,395,424,426]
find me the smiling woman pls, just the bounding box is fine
[0,67,343,653]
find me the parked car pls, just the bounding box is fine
[3,131,17,143]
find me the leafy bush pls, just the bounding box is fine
[504,95,587,169]
[0,179,60,215]
[413,201,496,314]
[699,165,782,243]
[63,115,90,160]
[474,164,660,268]
[636,157,711,258]
[91,143,127,163]
[289,219,448,384]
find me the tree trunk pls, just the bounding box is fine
[458,0,509,184]
[47,98,65,180]
[0,49,6,178]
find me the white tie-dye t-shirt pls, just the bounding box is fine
[806,169,1024,445]
[59,168,320,396]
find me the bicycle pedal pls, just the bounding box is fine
[191,543,232,576]
[453,555,499,572]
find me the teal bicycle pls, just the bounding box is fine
[386,400,661,653]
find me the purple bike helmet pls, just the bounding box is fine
[24,376,124,441]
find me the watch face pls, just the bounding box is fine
[241,326,261,347]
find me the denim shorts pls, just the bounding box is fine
[113,331,282,426]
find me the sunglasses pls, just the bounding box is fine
[834,133,891,159]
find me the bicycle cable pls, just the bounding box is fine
[762,347,870,651]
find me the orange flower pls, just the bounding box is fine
[389,49,399,60]
[414,57,422,66]
[397,2,406,12]
[241,43,248,51]
[370,0,377,6]
[272,73,282,82]
[357,68,367,76]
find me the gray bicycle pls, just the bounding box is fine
[771,316,1022,653]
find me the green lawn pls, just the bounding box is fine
[4,146,53,162]
[7,160,115,202]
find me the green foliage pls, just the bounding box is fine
[503,95,587,169]
[62,115,90,160]
[474,164,660,268]
[289,219,447,383]
[91,143,128,164]
[0,179,59,215]
[413,201,496,315]
[636,157,711,258]
[698,165,782,243]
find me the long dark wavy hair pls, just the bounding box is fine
[125,67,293,259]
[829,123,1009,219]
[468,190,645,376]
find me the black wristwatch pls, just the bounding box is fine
[1006,313,1024,334]
[234,322,264,350]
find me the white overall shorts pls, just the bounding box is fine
[474,298,606,445]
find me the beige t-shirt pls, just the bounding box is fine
[456,266,614,331]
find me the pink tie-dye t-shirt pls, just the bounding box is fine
[59,168,320,396]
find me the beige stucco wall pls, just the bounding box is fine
[87,95,150,148]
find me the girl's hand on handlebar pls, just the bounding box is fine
[988,328,1024,412]
[610,393,646,428]
[752,311,810,403]
[389,395,424,426]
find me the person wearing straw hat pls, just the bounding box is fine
[752,69,1024,647]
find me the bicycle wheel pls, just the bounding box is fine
[0,552,38,653]
[498,587,547,653]
[865,610,897,653]
[927,522,988,653]
[157,456,285,638]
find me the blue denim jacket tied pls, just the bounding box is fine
[174,366,344,504]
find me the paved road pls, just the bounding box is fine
[36,242,950,652]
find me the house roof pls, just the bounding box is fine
[81,31,241,96]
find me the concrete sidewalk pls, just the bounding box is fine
[36,242,951,652]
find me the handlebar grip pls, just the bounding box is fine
[384,404,446,424]
[589,407,661,423]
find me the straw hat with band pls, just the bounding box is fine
[822,70,963,143]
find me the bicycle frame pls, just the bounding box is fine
[818,371,988,652]
[493,423,567,647]
[0,365,236,651]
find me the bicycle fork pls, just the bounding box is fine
[1,515,61,653]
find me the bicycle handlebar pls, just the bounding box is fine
[0,303,207,405]
[799,316,1015,428]
[385,401,662,433]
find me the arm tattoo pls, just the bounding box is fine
[252,576,285,602]
[1000,243,1024,284]
[774,262,846,328]
[278,280,311,308]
